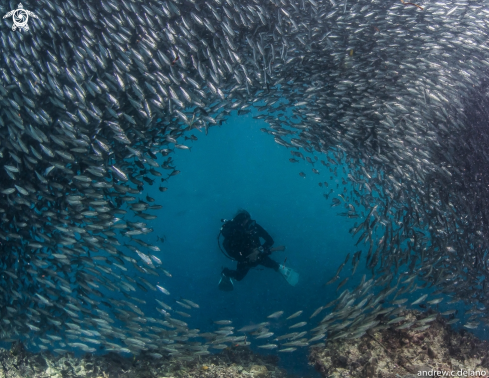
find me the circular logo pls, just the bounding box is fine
[12,7,29,31]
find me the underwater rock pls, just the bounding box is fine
[249,364,270,378]
[309,310,489,378]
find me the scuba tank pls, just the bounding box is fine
[217,219,238,260]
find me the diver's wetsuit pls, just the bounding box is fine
[222,222,280,281]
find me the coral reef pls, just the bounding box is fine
[309,310,489,378]
[0,344,289,378]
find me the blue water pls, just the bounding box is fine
[125,110,359,375]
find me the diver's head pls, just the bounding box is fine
[234,209,251,227]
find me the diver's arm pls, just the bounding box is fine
[255,224,274,249]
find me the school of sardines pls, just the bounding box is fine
[0,0,488,360]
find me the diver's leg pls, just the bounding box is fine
[223,263,250,281]
[234,262,251,281]
[259,256,280,271]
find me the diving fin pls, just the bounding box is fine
[218,273,234,291]
[279,265,299,287]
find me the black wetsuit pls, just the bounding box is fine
[222,221,280,281]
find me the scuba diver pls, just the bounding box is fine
[217,210,299,291]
